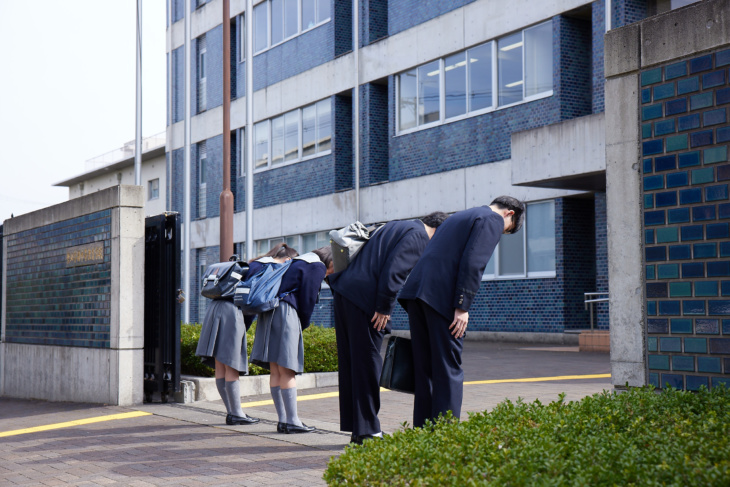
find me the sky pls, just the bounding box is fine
[0,1,166,223]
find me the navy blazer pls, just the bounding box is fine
[328,219,429,318]
[398,206,503,320]
[246,254,326,329]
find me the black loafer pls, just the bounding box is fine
[285,423,315,434]
[277,422,286,433]
[226,414,260,425]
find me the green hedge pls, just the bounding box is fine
[180,322,338,377]
[324,385,730,486]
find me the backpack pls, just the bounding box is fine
[233,259,293,315]
[200,260,249,300]
[329,221,385,273]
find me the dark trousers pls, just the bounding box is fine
[333,293,386,436]
[406,299,464,428]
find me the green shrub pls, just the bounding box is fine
[324,385,730,486]
[180,322,338,377]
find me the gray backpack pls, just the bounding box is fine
[329,221,384,273]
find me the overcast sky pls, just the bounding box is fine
[0,1,166,223]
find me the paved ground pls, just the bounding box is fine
[0,341,612,486]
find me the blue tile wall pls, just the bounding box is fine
[592,0,606,113]
[4,211,112,348]
[360,83,389,186]
[171,46,184,124]
[641,48,730,390]
[388,0,475,36]
[360,0,388,46]
[595,193,609,328]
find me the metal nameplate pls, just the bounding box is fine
[66,242,105,268]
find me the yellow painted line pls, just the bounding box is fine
[241,374,610,407]
[0,411,153,438]
[465,373,611,385]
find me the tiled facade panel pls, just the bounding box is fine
[642,47,730,390]
[202,25,224,112]
[4,211,112,348]
[557,15,592,120]
[595,192,609,329]
[235,15,246,99]
[360,0,388,46]
[171,46,184,124]
[229,18,238,100]
[252,7,341,91]
[388,90,561,182]
[252,154,336,209]
[199,135,224,219]
[333,0,353,57]
[388,0,476,36]
[171,148,185,215]
[310,288,334,327]
[334,94,354,192]
[612,0,648,28]
[360,83,389,186]
[560,198,597,329]
[171,0,184,24]
[592,0,606,113]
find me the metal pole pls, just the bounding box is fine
[167,0,173,210]
[353,0,360,222]
[135,0,143,186]
[183,0,192,323]
[245,0,254,262]
[220,0,234,261]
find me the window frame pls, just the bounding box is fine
[148,178,160,201]
[396,20,554,136]
[252,0,331,55]
[481,199,557,281]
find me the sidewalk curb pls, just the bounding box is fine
[182,371,339,402]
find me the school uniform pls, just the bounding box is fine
[398,206,503,428]
[328,220,430,436]
[249,253,326,373]
[196,298,249,373]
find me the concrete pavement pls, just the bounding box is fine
[0,341,611,486]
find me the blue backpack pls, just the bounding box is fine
[233,259,294,315]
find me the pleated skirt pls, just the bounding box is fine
[195,299,249,374]
[250,302,304,373]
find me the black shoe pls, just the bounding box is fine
[349,434,358,444]
[226,414,260,425]
[277,422,286,433]
[285,423,315,434]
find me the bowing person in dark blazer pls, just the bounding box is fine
[328,212,448,444]
[398,196,525,428]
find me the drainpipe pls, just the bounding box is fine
[183,0,192,323]
[220,0,234,261]
[245,0,254,261]
[353,0,360,221]
[167,0,173,210]
[605,0,612,32]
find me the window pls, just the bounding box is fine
[397,20,553,134]
[148,179,160,201]
[237,127,246,175]
[197,35,207,112]
[483,200,556,279]
[254,0,331,53]
[198,143,207,218]
[253,98,332,171]
[239,14,246,62]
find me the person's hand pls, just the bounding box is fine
[371,312,390,331]
[449,309,468,338]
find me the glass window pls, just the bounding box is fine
[271,0,284,45]
[302,0,316,29]
[483,253,495,278]
[284,0,298,39]
[239,14,245,62]
[271,115,285,165]
[254,120,269,168]
[444,52,467,119]
[285,110,299,161]
[498,226,525,276]
[301,233,317,253]
[418,61,440,125]
[316,0,330,22]
[498,32,523,106]
[254,2,268,52]
[238,128,246,174]
[302,104,316,157]
[524,21,552,97]
[468,42,493,111]
[526,201,555,273]
[399,69,417,131]
[148,179,159,200]
[285,235,299,250]
[199,155,207,184]
[317,99,331,152]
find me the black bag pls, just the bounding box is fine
[379,336,415,394]
[200,261,249,300]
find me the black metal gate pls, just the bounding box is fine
[144,212,181,403]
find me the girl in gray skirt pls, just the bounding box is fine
[249,246,333,434]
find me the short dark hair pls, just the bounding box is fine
[250,242,299,263]
[421,211,449,228]
[312,245,333,269]
[490,195,526,234]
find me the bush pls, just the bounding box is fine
[324,385,730,486]
[180,321,338,377]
